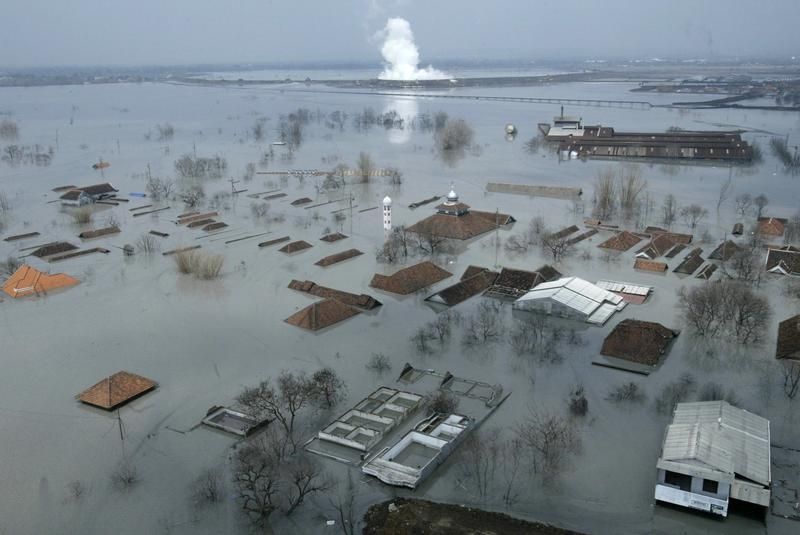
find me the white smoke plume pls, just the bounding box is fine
[377,18,449,81]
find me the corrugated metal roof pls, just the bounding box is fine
[660,401,770,486]
[596,280,652,296]
[516,277,626,319]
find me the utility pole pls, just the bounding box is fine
[494,208,500,268]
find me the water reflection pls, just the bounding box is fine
[383,95,418,145]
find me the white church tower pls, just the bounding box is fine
[383,195,392,233]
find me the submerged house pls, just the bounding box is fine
[426,266,498,307]
[483,264,561,299]
[77,371,157,411]
[362,413,472,489]
[407,188,515,241]
[2,265,79,298]
[757,217,786,238]
[765,246,800,276]
[370,261,452,295]
[59,183,118,206]
[655,401,770,518]
[598,319,677,373]
[284,298,361,331]
[513,276,626,325]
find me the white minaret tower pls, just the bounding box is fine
[383,195,392,233]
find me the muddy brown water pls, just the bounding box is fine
[0,76,799,534]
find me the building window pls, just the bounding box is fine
[702,479,719,494]
[664,470,692,491]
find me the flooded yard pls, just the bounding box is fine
[0,77,799,534]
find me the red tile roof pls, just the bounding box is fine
[77,371,157,410]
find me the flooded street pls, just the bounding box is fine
[1,77,799,534]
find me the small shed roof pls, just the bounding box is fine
[598,231,642,251]
[78,183,118,196]
[2,265,79,298]
[776,314,800,361]
[644,226,693,245]
[314,248,363,267]
[601,319,677,366]
[284,298,361,331]
[370,261,452,295]
[320,232,348,243]
[77,371,157,410]
[79,226,121,240]
[659,401,770,487]
[291,197,313,206]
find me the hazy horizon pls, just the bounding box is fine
[1,0,798,69]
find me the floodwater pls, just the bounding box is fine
[0,73,799,535]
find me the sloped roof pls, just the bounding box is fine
[766,246,800,276]
[776,315,800,360]
[59,190,84,201]
[757,217,786,237]
[601,319,677,366]
[77,371,157,410]
[644,226,693,245]
[320,232,348,243]
[708,240,742,261]
[279,240,313,254]
[634,258,668,272]
[79,226,121,240]
[548,225,580,241]
[635,234,675,259]
[407,210,514,240]
[284,298,361,331]
[598,231,642,251]
[461,265,490,281]
[659,401,770,487]
[370,261,452,295]
[426,268,498,306]
[674,250,705,275]
[291,197,313,206]
[315,248,363,267]
[288,280,381,310]
[2,265,79,298]
[30,241,78,258]
[78,183,118,196]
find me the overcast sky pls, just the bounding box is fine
[1,0,798,68]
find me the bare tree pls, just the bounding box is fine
[540,229,573,263]
[365,353,391,374]
[415,229,450,256]
[516,410,580,479]
[617,166,647,220]
[181,184,205,208]
[661,194,678,227]
[136,234,160,255]
[110,462,140,492]
[284,455,331,515]
[753,194,769,219]
[434,118,474,153]
[236,371,316,453]
[735,193,753,217]
[654,373,696,414]
[784,213,800,244]
[309,367,346,409]
[233,436,281,526]
[592,169,616,220]
[722,247,762,286]
[459,432,499,500]
[782,360,800,399]
[677,281,770,344]
[425,389,460,415]
[606,382,646,404]
[328,471,358,535]
[463,300,504,345]
[146,176,176,201]
[410,326,435,354]
[429,311,457,342]
[679,204,708,230]
[190,468,224,508]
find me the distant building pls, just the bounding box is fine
[513,276,626,325]
[655,401,771,518]
[757,217,786,237]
